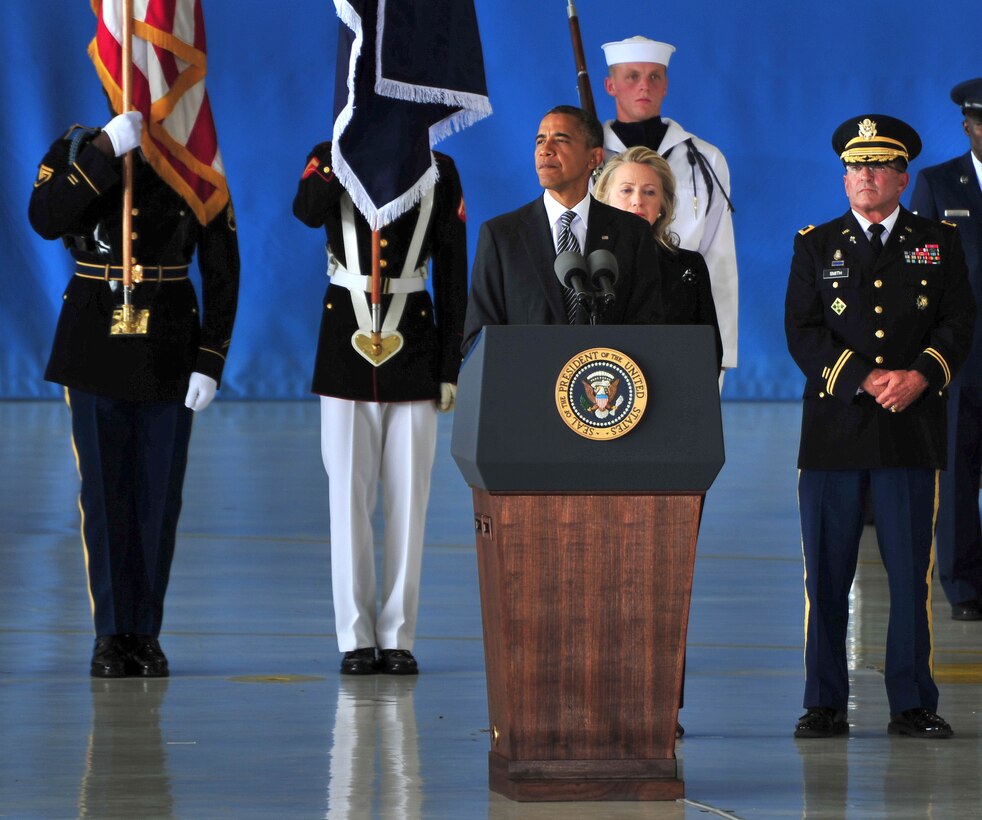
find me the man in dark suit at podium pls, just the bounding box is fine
[462,105,661,354]
[910,78,982,622]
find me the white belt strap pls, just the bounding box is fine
[336,190,435,332]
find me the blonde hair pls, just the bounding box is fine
[594,146,677,249]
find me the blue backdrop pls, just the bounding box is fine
[3,1,979,399]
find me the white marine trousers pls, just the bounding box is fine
[320,396,437,652]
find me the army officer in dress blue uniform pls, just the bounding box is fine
[910,78,982,622]
[785,115,975,739]
[28,111,240,678]
[293,144,468,676]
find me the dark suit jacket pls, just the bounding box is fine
[785,207,976,469]
[462,196,662,354]
[912,153,982,386]
[659,243,723,370]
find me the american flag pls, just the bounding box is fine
[88,0,229,225]
[332,0,491,230]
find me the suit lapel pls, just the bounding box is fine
[584,197,617,255]
[518,198,566,322]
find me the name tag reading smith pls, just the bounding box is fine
[822,268,850,280]
[555,348,647,440]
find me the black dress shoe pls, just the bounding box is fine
[379,649,419,675]
[951,600,982,621]
[794,707,848,738]
[124,635,169,677]
[340,648,379,675]
[888,708,953,738]
[91,635,129,678]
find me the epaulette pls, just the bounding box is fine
[798,225,815,235]
[941,220,958,228]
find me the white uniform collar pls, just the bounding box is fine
[852,205,900,240]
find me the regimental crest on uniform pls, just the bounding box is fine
[555,348,647,440]
[905,244,941,265]
[34,164,54,188]
[916,294,929,310]
[831,297,847,315]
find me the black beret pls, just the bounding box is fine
[832,114,921,165]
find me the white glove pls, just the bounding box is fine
[185,372,217,412]
[437,382,457,412]
[102,111,143,157]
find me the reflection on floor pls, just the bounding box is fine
[1,401,980,818]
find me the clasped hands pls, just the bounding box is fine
[861,368,928,414]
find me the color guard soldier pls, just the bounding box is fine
[910,78,982,621]
[28,111,240,677]
[293,143,468,676]
[785,114,975,738]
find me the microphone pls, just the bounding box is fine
[587,249,619,305]
[554,251,591,300]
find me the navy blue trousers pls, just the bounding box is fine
[798,468,938,715]
[935,384,982,606]
[68,389,193,637]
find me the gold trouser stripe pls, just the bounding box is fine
[826,349,853,396]
[927,470,940,676]
[797,469,809,674]
[64,388,97,626]
[923,348,951,387]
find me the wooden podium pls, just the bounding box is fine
[452,325,724,802]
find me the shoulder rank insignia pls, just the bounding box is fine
[34,164,54,188]
[798,225,815,235]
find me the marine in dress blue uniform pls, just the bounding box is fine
[785,115,975,738]
[293,143,467,675]
[910,78,982,621]
[28,115,239,677]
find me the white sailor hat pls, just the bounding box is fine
[601,36,676,68]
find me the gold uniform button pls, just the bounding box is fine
[131,232,138,240]
[875,330,885,339]
[874,279,883,288]
[326,302,333,310]
[379,259,388,268]
[819,391,826,398]
[875,306,883,314]
[380,239,389,248]
[832,282,839,289]
[875,356,884,364]
[131,208,139,216]
[921,279,928,286]
[323,166,331,174]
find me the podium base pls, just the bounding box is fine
[489,753,684,802]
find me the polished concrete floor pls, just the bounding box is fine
[2,400,981,819]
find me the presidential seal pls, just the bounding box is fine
[555,348,648,440]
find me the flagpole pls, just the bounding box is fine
[120,0,135,321]
[370,229,382,349]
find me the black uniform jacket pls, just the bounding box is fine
[461,196,663,354]
[785,207,976,470]
[658,243,723,371]
[912,153,982,387]
[292,143,467,402]
[29,127,239,402]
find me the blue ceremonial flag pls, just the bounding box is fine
[332,0,492,230]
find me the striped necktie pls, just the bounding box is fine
[558,210,582,323]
